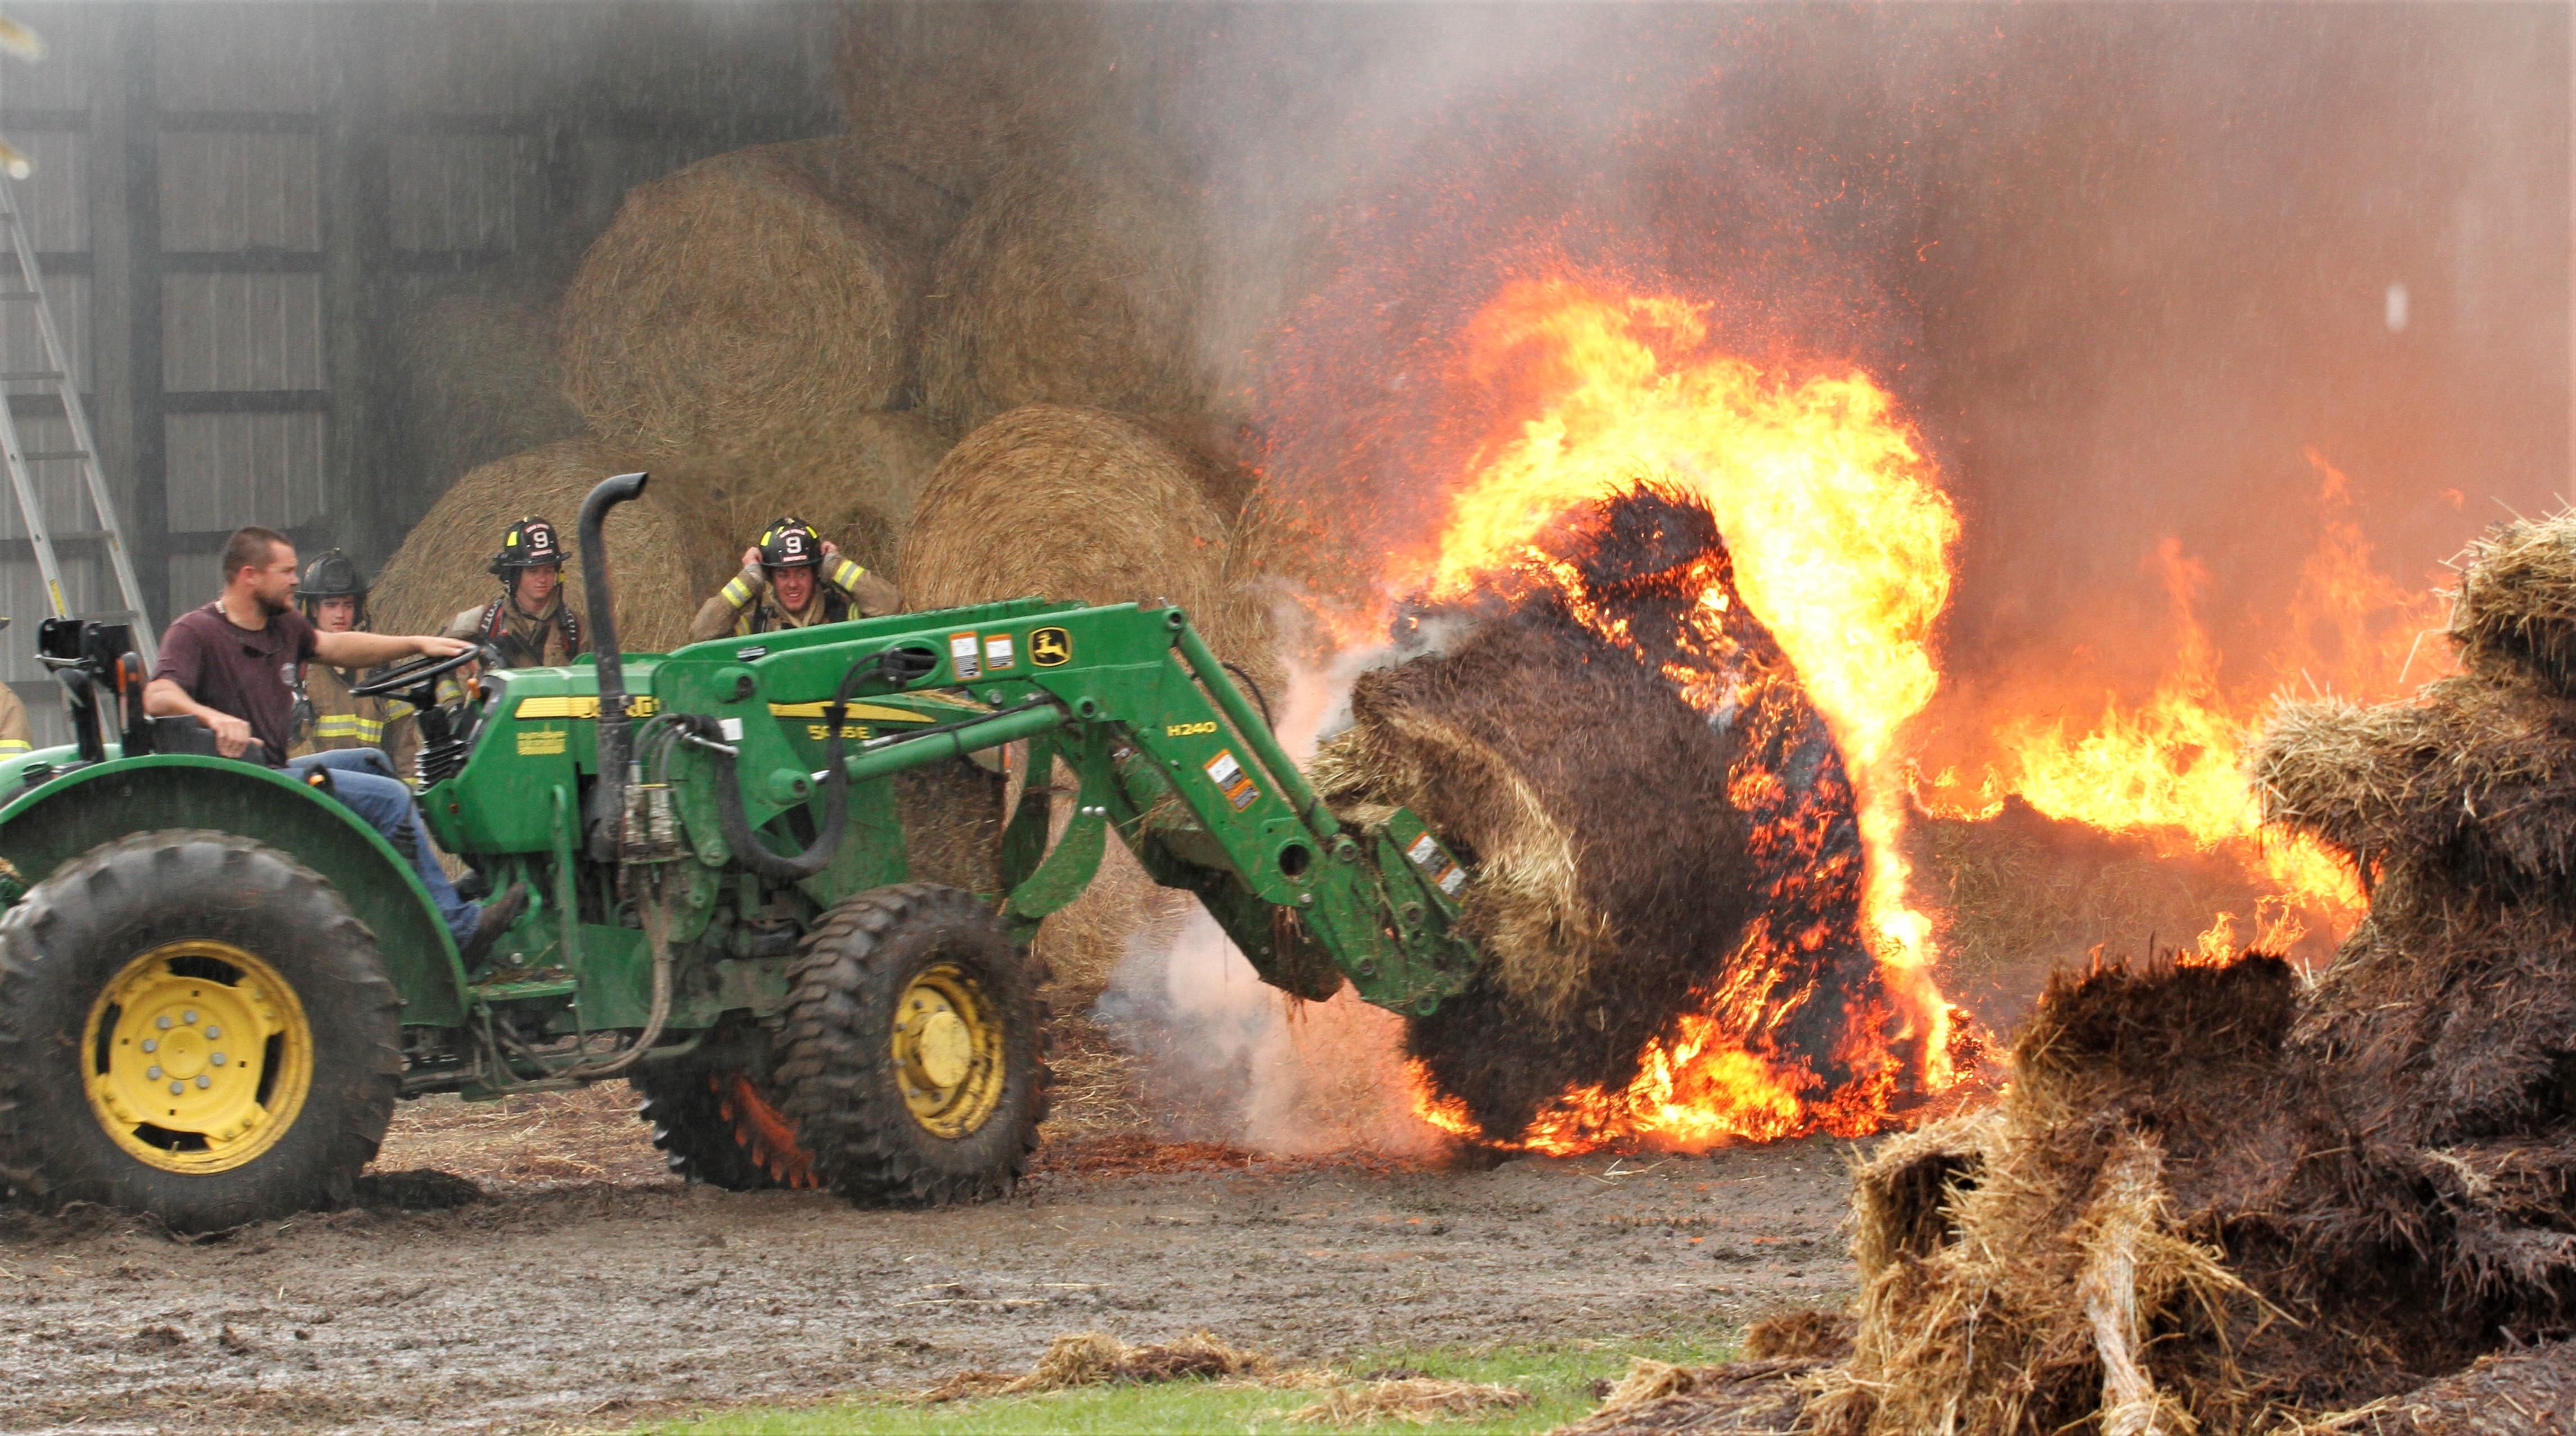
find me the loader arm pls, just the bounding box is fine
[648,600,1479,1015]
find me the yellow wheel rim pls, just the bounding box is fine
[80,941,313,1175]
[890,963,1005,1139]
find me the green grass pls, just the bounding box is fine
[651,1330,1742,1435]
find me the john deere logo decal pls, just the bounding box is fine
[1030,627,1072,666]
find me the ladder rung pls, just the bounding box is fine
[20,449,85,462]
[0,291,39,303]
[0,369,62,381]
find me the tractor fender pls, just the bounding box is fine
[0,755,469,1027]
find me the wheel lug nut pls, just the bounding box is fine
[169,1081,184,1094]
[142,1039,157,1053]
[211,1053,226,1066]
[146,1066,162,1079]
[183,1010,198,1024]
[205,1027,220,1040]
[195,1075,210,1089]
[156,1016,172,1030]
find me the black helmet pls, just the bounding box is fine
[297,548,368,624]
[755,516,823,570]
[488,515,567,578]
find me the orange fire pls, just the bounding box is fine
[1400,275,1967,1152]
[1916,448,2447,951]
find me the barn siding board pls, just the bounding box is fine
[162,410,325,533]
[0,413,100,540]
[10,129,89,251]
[156,131,319,251]
[160,271,324,392]
[0,270,89,393]
[388,133,525,254]
[151,4,321,113]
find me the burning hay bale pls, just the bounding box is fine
[1310,488,1906,1142]
[899,405,1277,1005]
[371,437,708,654]
[557,139,947,461]
[920,149,1209,433]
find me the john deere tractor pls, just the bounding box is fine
[0,474,1479,1230]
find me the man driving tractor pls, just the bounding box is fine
[442,515,585,669]
[688,515,900,642]
[143,525,527,961]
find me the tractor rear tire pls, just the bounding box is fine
[773,883,1047,1205]
[0,830,402,1231]
[629,1066,818,1190]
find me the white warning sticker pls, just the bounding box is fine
[948,631,981,680]
[1205,749,1258,811]
[983,633,1015,670]
[1407,832,1466,895]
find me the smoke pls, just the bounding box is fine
[1095,638,1445,1157]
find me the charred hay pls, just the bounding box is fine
[558,139,950,460]
[920,148,1209,433]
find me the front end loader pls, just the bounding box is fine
[0,472,1480,1230]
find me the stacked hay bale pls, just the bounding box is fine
[391,290,583,517]
[1594,511,2576,1433]
[898,405,1278,1005]
[369,437,704,654]
[920,147,1210,434]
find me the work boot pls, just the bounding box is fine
[459,880,530,969]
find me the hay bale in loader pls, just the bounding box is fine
[558,138,954,461]
[920,148,1209,434]
[1310,488,1894,1141]
[897,405,1276,1006]
[371,436,711,655]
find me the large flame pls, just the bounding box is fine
[1402,275,1966,1151]
[1916,449,2447,956]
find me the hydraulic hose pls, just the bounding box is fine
[578,470,650,860]
[700,649,874,883]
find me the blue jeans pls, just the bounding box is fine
[287,748,480,942]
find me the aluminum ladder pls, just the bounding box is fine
[0,174,153,665]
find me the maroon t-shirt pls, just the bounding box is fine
[153,602,318,762]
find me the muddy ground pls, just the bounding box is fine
[0,1023,1860,1434]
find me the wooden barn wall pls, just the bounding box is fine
[0,2,842,743]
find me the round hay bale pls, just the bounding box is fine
[899,405,1273,1007]
[831,3,1132,203]
[392,292,582,512]
[371,436,710,655]
[920,150,1209,434]
[557,140,931,460]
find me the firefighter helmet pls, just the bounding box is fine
[487,515,567,578]
[754,516,824,570]
[296,548,368,624]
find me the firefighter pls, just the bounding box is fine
[442,515,585,669]
[688,515,900,642]
[287,548,418,774]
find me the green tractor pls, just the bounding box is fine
[0,474,1480,1230]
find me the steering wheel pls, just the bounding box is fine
[351,643,498,705]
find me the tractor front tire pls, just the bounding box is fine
[774,884,1047,1205]
[0,831,402,1231]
